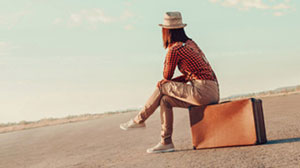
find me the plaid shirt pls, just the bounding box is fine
[163,39,218,83]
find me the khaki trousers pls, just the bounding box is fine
[134,79,220,144]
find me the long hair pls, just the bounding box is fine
[162,28,191,49]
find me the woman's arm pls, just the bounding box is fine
[163,47,179,80]
[171,75,188,83]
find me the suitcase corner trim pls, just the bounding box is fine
[250,98,267,144]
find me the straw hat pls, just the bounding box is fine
[159,11,187,29]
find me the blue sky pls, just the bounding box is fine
[1,0,299,123]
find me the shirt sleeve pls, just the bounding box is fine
[171,75,188,83]
[163,47,179,80]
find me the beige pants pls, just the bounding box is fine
[134,79,220,144]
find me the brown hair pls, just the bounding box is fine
[162,28,191,49]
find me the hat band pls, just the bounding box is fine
[159,23,187,29]
[164,17,182,20]
[163,19,183,26]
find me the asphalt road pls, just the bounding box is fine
[1,94,300,168]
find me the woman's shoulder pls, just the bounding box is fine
[168,42,185,51]
[168,39,199,52]
[186,39,197,46]
[185,39,203,53]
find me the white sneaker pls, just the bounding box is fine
[146,142,175,153]
[120,119,146,130]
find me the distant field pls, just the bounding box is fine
[222,85,300,101]
[0,110,138,134]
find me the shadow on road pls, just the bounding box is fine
[174,149,193,152]
[266,137,300,145]
[174,137,300,152]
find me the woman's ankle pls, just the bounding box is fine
[161,139,173,145]
[133,117,142,124]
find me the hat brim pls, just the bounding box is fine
[158,24,187,29]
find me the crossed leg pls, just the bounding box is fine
[134,81,198,124]
[134,81,199,144]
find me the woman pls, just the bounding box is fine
[120,11,220,153]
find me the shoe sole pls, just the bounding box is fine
[120,125,146,131]
[146,148,175,154]
[120,125,128,131]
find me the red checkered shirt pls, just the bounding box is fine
[163,39,218,83]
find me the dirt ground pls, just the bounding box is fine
[0,93,300,168]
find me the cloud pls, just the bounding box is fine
[124,1,133,7]
[62,8,137,30]
[124,24,134,30]
[53,18,63,25]
[120,10,134,21]
[273,11,284,16]
[209,0,293,16]
[272,3,290,10]
[69,9,114,26]
[0,10,29,29]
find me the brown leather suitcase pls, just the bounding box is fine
[189,98,267,149]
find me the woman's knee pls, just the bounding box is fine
[160,95,173,108]
[159,80,175,94]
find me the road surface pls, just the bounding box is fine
[1,94,300,168]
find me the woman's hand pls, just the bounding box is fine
[157,79,170,88]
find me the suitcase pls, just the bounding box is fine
[189,98,267,149]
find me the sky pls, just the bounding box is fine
[1,0,299,123]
